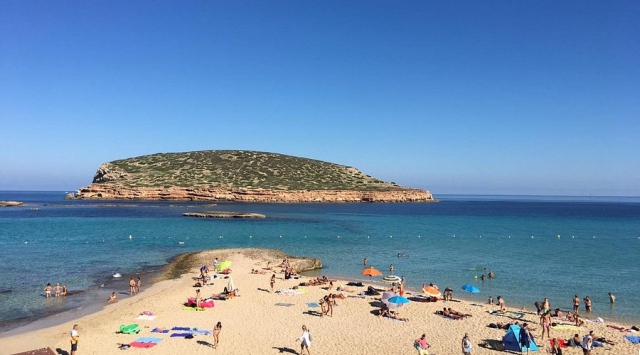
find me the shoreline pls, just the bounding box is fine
[1,248,637,355]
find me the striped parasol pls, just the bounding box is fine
[382,275,401,283]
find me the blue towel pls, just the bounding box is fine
[135,337,163,343]
[170,332,193,337]
[624,335,640,344]
[307,302,320,308]
[151,328,170,333]
[171,327,191,331]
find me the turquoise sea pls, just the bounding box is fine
[0,191,639,330]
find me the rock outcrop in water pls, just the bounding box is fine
[69,150,436,203]
[183,211,266,218]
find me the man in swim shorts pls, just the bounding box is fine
[519,323,532,354]
[573,295,580,314]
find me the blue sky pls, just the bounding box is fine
[1,1,638,195]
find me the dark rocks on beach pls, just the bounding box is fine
[182,211,266,219]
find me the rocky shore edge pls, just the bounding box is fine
[67,185,437,203]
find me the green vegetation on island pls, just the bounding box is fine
[92,150,413,191]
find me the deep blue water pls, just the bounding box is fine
[0,191,639,327]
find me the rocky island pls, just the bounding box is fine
[68,150,436,203]
[183,211,266,219]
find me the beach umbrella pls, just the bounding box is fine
[382,275,402,283]
[217,261,232,272]
[382,291,400,309]
[423,286,441,297]
[461,284,480,293]
[388,295,411,305]
[228,276,235,291]
[361,266,382,277]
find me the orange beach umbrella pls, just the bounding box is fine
[423,286,441,297]
[361,266,382,277]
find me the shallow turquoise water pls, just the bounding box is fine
[0,192,638,327]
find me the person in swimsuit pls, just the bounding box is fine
[54,283,62,297]
[129,278,135,296]
[488,296,494,305]
[551,338,563,355]
[573,295,580,314]
[213,321,221,348]
[108,292,116,302]
[363,258,367,266]
[608,292,615,303]
[542,298,550,313]
[389,264,394,274]
[488,271,495,278]
[62,284,68,296]
[44,283,52,298]
[414,333,430,355]
[270,274,276,293]
[498,296,505,313]
[480,274,486,282]
[541,311,551,338]
[583,296,592,312]
[136,277,141,294]
[195,289,202,309]
[462,332,472,354]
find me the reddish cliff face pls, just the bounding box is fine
[68,185,436,203]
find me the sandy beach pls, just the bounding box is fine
[1,248,637,355]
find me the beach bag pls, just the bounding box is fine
[308,331,312,342]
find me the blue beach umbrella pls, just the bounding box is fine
[461,284,480,293]
[388,295,411,304]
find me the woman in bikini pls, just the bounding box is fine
[270,274,276,293]
[44,283,52,298]
[213,322,222,348]
[195,289,202,309]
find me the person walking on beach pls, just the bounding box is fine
[296,325,311,355]
[70,324,79,355]
[584,296,592,312]
[608,292,615,303]
[270,274,276,293]
[461,332,472,354]
[573,295,580,314]
[414,333,430,355]
[213,321,221,348]
[581,330,593,354]
[136,277,141,294]
[519,323,532,354]
[129,278,135,296]
[541,311,551,339]
[44,283,52,298]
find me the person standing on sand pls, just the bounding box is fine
[296,325,311,355]
[541,311,551,339]
[498,296,505,313]
[461,333,472,354]
[70,324,79,355]
[573,295,580,314]
[519,323,532,354]
[129,278,135,296]
[608,292,615,303]
[270,274,276,293]
[213,321,221,348]
[136,277,141,294]
[581,330,593,355]
[414,333,430,355]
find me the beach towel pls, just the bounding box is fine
[275,303,295,307]
[119,324,140,334]
[548,339,568,348]
[183,306,207,311]
[552,325,583,331]
[151,328,169,333]
[624,335,640,344]
[171,327,191,331]
[307,302,320,308]
[134,337,163,343]
[135,314,157,321]
[192,329,213,335]
[170,333,193,337]
[129,342,157,348]
[384,317,406,323]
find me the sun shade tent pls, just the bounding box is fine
[381,291,401,309]
[502,325,539,352]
